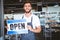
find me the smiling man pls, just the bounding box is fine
[20,1,41,40]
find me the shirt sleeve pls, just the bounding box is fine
[32,15,40,29]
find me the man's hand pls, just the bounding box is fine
[27,25,33,31]
[27,25,41,33]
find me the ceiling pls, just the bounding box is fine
[4,0,60,6]
[4,0,60,3]
[4,0,60,14]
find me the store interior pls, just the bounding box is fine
[0,0,60,40]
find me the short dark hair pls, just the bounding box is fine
[23,1,32,7]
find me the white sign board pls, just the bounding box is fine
[7,19,28,35]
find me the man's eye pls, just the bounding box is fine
[28,5,31,7]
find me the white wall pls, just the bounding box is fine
[4,13,24,20]
[42,6,60,12]
[4,14,13,19]
[14,14,23,20]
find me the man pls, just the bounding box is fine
[20,1,41,40]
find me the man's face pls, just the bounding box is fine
[23,3,32,13]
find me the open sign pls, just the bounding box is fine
[7,19,28,35]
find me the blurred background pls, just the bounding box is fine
[0,0,60,40]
